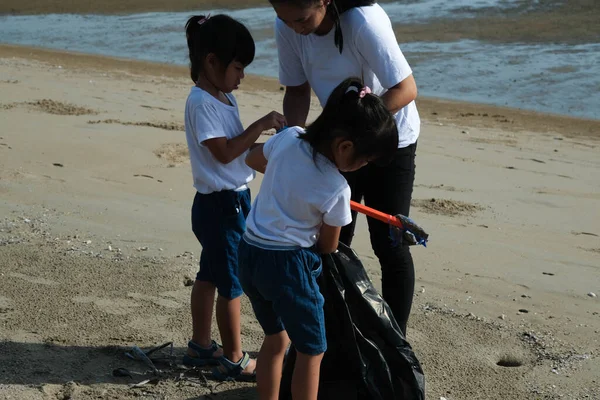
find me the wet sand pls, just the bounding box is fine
[3,44,598,139]
[1,45,599,399]
[394,0,600,44]
[0,0,267,15]
[2,0,598,46]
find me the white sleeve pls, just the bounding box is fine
[321,185,352,227]
[262,127,292,160]
[194,103,227,145]
[275,18,307,87]
[354,13,413,89]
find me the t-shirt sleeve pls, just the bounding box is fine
[193,102,227,145]
[275,18,307,87]
[353,11,413,89]
[321,185,352,227]
[262,127,293,160]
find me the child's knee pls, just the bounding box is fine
[262,331,289,355]
[296,350,324,361]
[294,350,324,370]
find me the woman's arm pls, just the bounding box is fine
[276,18,311,127]
[283,81,312,127]
[380,74,418,115]
[354,8,419,114]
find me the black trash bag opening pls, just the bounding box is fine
[280,243,425,400]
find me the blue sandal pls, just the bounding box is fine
[182,340,222,367]
[212,352,256,382]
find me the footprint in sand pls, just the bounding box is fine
[127,292,182,308]
[72,296,141,315]
[8,272,59,286]
[0,296,14,320]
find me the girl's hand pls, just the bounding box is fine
[259,111,287,132]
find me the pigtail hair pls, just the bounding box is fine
[300,77,398,167]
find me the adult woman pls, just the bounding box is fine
[270,0,420,335]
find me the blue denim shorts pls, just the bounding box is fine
[238,234,326,356]
[191,189,251,299]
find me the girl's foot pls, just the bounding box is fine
[212,352,257,382]
[183,340,223,366]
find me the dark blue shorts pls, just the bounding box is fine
[191,189,251,299]
[238,235,326,356]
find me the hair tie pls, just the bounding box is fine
[198,14,211,25]
[345,85,372,98]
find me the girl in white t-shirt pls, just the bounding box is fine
[270,0,420,336]
[182,14,286,381]
[238,77,398,400]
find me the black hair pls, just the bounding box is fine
[269,0,376,53]
[185,14,255,83]
[299,77,398,166]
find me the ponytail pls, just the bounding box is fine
[300,77,398,165]
[185,15,210,83]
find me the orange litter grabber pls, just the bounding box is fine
[350,200,429,247]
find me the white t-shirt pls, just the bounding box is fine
[245,127,352,248]
[184,86,255,194]
[276,4,420,148]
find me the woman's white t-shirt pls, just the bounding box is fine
[184,86,255,194]
[245,127,352,248]
[276,4,420,148]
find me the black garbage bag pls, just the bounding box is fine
[280,242,425,400]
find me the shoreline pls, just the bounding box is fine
[2,44,598,140]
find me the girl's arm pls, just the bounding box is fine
[317,223,342,254]
[204,111,286,164]
[283,81,312,127]
[245,144,268,174]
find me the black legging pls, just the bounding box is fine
[340,143,417,336]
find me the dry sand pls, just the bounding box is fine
[1,45,599,400]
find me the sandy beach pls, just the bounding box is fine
[1,41,599,400]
